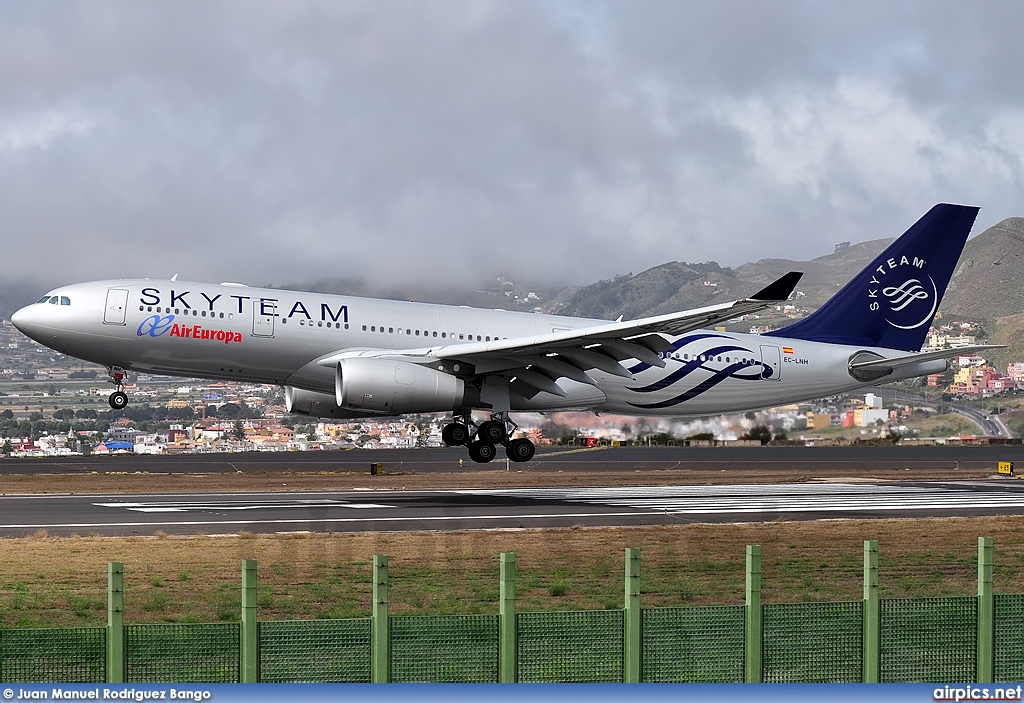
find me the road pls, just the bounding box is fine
[876,388,1012,437]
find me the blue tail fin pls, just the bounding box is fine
[766,204,979,351]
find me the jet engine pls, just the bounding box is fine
[334,358,465,414]
[285,360,464,418]
[285,387,370,419]
[286,359,464,418]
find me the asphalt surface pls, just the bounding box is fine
[1,444,1023,474]
[3,479,1024,536]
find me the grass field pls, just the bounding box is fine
[1,514,1022,628]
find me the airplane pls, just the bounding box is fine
[10,203,998,463]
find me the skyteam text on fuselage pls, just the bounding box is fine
[11,204,997,463]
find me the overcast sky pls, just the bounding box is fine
[2,1,1023,293]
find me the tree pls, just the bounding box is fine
[1,439,12,456]
[741,425,774,445]
[1,409,13,420]
[218,403,242,419]
[232,420,246,441]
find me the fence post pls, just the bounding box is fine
[863,540,880,683]
[978,536,994,683]
[241,559,258,683]
[372,555,389,683]
[745,545,762,683]
[499,552,517,683]
[107,562,125,684]
[624,547,641,683]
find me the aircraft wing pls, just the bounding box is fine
[317,272,802,394]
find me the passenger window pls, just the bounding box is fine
[389,327,394,334]
[415,330,420,336]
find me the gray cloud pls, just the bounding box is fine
[1,0,1023,297]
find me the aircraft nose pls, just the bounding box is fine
[11,305,30,332]
[10,304,39,337]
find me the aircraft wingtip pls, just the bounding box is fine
[750,271,803,302]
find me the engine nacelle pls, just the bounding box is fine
[285,387,371,419]
[335,358,465,415]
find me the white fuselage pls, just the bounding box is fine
[12,279,945,417]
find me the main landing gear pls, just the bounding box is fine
[442,412,536,464]
[107,366,129,410]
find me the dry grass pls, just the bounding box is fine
[2,515,1023,628]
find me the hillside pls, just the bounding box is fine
[552,239,891,321]
[944,217,1024,323]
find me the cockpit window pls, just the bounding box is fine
[60,296,71,306]
[49,297,58,305]
[36,296,50,304]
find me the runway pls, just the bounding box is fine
[1,444,1022,474]
[4,479,1024,536]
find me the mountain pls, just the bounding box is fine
[944,217,1024,323]
[552,239,892,321]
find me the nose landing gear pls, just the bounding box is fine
[442,412,536,464]
[107,366,129,410]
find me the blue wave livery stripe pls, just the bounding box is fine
[627,333,737,373]
[628,344,752,393]
[628,360,764,409]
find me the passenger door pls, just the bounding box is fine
[103,288,129,325]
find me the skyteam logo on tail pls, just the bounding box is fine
[866,255,937,331]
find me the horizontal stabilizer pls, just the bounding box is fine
[849,345,1005,372]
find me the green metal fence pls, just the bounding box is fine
[880,597,977,683]
[259,618,371,683]
[0,627,106,683]
[641,606,745,682]
[125,623,240,682]
[391,614,499,682]
[763,601,862,682]
[0,539,1020,683]
[518,610,624,682]
[995,594,1024,682]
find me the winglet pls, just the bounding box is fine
[750,271,803,302]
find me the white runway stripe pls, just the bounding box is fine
[458,482,1024,515]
